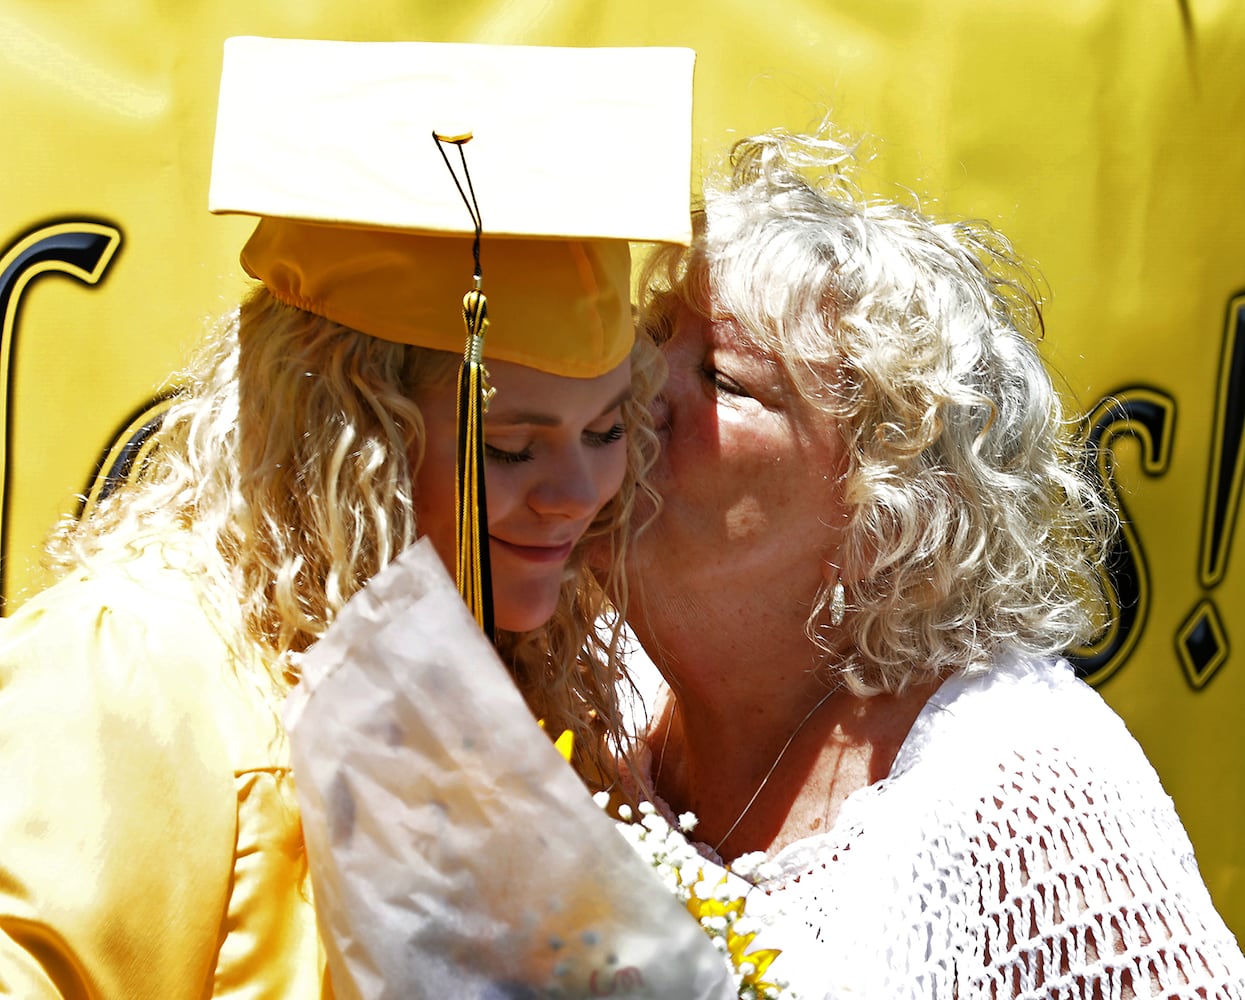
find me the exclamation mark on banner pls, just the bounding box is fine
[1177,294,1245,688]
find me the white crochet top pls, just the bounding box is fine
[662,654,1245,999]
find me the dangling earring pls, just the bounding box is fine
[822,561,848,628]
[830,579,846,627]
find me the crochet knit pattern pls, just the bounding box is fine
[683,655,1245,999]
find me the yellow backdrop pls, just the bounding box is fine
[3,0,1242,940]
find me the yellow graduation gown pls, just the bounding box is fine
[0,549,331,998]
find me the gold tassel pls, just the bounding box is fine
[455,286,494,637]
[434,128,495,637]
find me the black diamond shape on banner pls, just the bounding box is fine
[1176,600,1228,690]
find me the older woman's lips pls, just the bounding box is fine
[490,537,575,564]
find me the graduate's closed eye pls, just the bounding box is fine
[484,442,532,464]
[584,422,626,447]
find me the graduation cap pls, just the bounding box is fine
[209,36,694,635]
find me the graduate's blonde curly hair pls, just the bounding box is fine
[640,129,1115,696]
[46,285,660,784]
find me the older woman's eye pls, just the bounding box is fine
[703,365,750,398]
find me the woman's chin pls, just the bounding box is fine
[491,591,561,634]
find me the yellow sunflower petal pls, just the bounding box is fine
[552,728,575,761]
[727,928,759,962]
[742,947,782,982]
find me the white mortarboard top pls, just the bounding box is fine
[208,36,695,377]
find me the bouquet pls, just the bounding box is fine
[605,798,793,999]
[285,540,792,999]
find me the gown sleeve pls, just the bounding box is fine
[0,571,240,999]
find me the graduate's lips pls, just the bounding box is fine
[490,536,576,564]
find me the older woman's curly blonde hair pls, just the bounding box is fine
[640,129,1115,696]
[46,285,661,784]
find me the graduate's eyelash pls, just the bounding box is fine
[585,423,626,447]
[484,443,531,464]
[484,422,624,463]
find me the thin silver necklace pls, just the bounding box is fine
[653,684,840,855]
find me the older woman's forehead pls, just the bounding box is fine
[702,310,822,369]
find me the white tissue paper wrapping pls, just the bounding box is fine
[284,539,737,1000]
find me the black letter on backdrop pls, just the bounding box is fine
[0,220,122,608]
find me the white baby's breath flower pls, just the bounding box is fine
[641,811,668,835]
[678,811,699,832]
[729,851,766,880]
